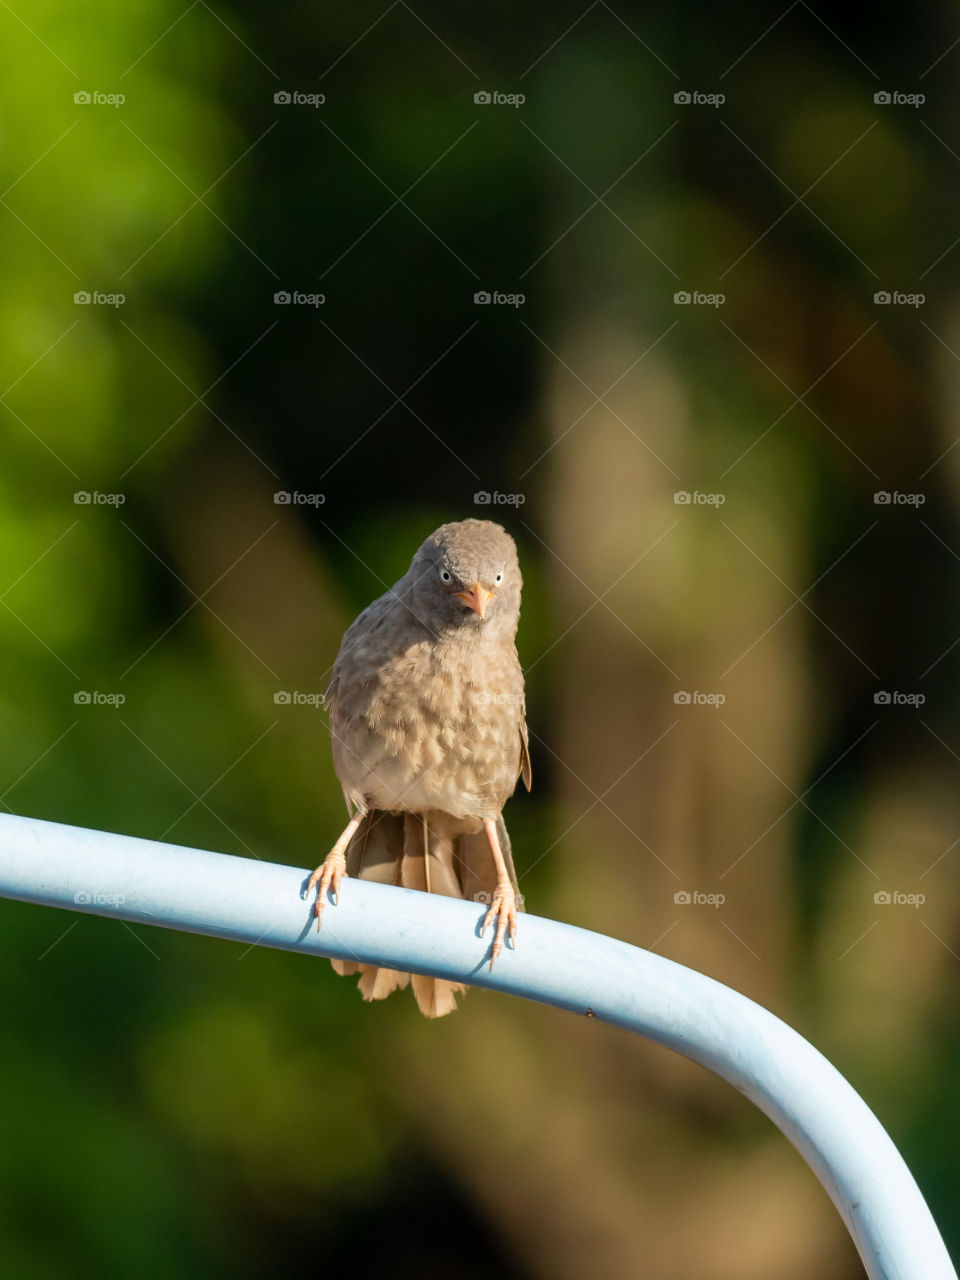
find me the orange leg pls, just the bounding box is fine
[306,812,363,930]
[479,817,519,969]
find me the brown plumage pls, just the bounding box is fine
[306,519,531,1017]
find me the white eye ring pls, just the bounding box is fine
[495,571,503,585]
[439,568,452,583]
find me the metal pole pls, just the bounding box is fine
[0,811,953,1280]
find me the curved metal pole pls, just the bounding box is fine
[0,812,953,1280]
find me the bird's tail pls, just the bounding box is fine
[329,809,522,1018]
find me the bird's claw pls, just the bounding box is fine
[481,884,518,970]
[306,850,348,931]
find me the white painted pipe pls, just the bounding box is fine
[0,811,953,1279]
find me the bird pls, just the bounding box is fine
[305,518,531,1018]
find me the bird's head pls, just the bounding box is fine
[408,519,521,635]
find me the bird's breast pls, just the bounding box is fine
[331,635,522,820]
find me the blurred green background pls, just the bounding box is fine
[0,2,957,1276]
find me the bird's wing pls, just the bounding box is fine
[519,702,532,792]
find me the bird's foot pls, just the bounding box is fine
[306,848,348,931]
[480,882,518,970]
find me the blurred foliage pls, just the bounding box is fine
[0,2,958,1277]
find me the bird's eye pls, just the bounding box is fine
[439,568,452,583]
[495,571,504,585]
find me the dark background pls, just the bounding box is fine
[0,3,957,1276]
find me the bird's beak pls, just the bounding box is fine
[455,582,493,618]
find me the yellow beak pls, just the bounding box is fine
[455,582,493,618]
